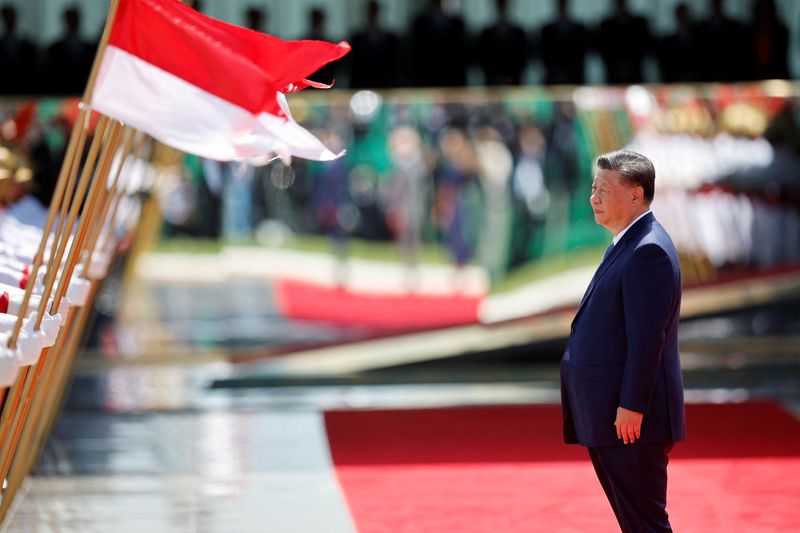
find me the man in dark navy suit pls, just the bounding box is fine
[561,150,685,532]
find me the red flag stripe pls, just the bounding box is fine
[0,292,8,313]
[108,0,349,116]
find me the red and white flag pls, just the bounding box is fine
[90,0,350,161]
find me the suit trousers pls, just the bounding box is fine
[588,442,674,533]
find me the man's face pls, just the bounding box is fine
[590,168,640,234]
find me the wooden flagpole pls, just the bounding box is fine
[6,0,120,350]
[0,110,92,490]
[20,131,140,473]
[5,109,91,350]
[3,132,141,519]
[34,131,145,447]
[0,0,122,517]
[27,117,111,330]
[0,117,110,464]
[25,291,96,468]
[81,128,137,273]
[95,134,148,262]
[0,114,89,420]
[0,120,122,485]
[37,116,94,303]
[11,128,141,483]
[49,121,123,315]
[0,307,77,510]
[13,125,129,448]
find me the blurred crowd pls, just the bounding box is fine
[155,84,800,284]
[155,94,584,285]
[0,5,95,95]
[0,0,796,96]
[346,0,793,88]
[3,89,799,287]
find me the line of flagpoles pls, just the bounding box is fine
[0,0,356,519]
[0,0,146,520]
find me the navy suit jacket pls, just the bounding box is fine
[561,212,686,447]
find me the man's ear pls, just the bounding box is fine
[631,185,643,203]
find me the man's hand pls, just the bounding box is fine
[614,407,644,444]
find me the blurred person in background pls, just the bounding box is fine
[510,123,549,268]
[748,0,790,80]
[657,3,697,83]
[161,152,221,238]
[0,5,39,95]
[435,128,482,290]
[26,109,66,208]
[694,0,748,82]
[385,125,430,291]
[540,0,589,85]
[719,105,800,266]
[305,7,339,85]
[45,5,95,95]
[596,0,652,84]
[474,126,513,283]
[244,5,267,33]
[348,165,393,241]
[310,131,353,286]
[533,102,580,255]
[203,160,256,242]
[410,0,467,87]
[349,0,398,88]
[545,102,580,193]
[561,150,685,533]
[478,0,527,86]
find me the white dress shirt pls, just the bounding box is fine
[612,210,651,246]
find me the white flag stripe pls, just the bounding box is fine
[91,46,339,162]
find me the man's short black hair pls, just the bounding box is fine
[596,149,655,203]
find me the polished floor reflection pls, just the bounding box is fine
[2,363,561,533]
[6,409,357,533]
[3,343,799,532]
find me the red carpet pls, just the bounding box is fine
[325,403,800,532]
[274,279,481,328]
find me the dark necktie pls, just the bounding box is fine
[602,243,614,263]
[579,243,615,308]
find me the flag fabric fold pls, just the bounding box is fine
[90,0,350,162]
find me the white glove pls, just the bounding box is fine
[0,335,21,387]
[66,277,91,307]
[16,312,48,366]
[87,250,111,280]
[38,311,62,346]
